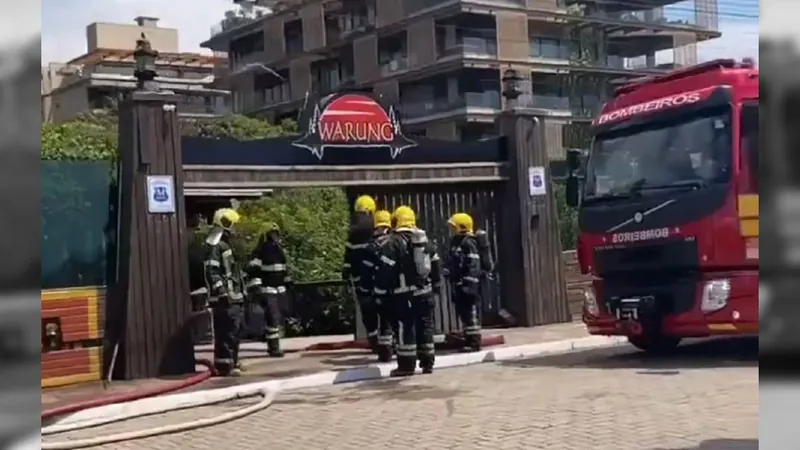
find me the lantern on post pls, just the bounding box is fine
[134,33,158,90]
[501,68,522,109]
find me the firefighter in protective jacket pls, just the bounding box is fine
[343,195,381,349]
[245,222,288,358]
[204,208,246,376]
[446,213,484,351]
[365,210,395,362]
[377,205,442,376]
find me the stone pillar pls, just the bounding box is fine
[494,111,571,326]
[111,90,194,379]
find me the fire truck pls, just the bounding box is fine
[564,59,759,352]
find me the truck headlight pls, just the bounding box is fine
[583,289,600,317]
[701,279,730,313]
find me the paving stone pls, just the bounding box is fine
[44,338,758,450]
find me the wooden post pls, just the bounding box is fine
[110,90,194,379]
[495,111,571,326]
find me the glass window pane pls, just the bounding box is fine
[42,161,117,290]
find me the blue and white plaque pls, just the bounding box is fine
[146,175,176,214]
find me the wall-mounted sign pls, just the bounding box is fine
[292,93,417,160]
[528,166,547,196]
[146,175,176,214]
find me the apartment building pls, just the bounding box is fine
[42,17,231,124]
[202,0,720,148]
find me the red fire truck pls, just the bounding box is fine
[565,59,759,352]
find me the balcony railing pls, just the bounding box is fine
[440,37,498,58]
[523,95,570,110]
[400,91,501,119]
[210,14,261,38]
[229,51,267,72]
[580,8,705,29]
[379,57,409,76]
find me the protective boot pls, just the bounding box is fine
[390,357,416,377]
[376,345,392,363]
[419,356,434,375]
[469,336,482,352]
[367,333,379,354]
[267,338,285,358]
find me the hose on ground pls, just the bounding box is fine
[41,359,214,421]
[42,310,215,422]
[40,388,277,450]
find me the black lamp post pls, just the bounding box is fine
[501,68,522,109]
[134,33,158,91]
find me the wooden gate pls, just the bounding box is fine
[111,90,570,380]
[348,183,505,334]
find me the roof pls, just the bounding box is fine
[65,48,223,67]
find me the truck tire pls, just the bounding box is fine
[627,334,681,354]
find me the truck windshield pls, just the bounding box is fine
[584,106,732,200]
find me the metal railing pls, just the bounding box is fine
[379,57,409,76]
[439,37,498,58]
[400,91,501,119]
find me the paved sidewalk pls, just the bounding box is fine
[43,337,758,450]
[42,321,590,411]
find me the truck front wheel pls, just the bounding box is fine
[627,334,681,354]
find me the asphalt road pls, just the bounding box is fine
[44,338,758,450]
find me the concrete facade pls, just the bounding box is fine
[202,0,721,146]
[42,17,231,124]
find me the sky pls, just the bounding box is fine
[41,0,758,64]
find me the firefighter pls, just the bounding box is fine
[377,205,442,376]
[365,209,395,362]
[204,208,246,376]
[245,222,288,358]
[446,212,484,352]
[343,195,380,349]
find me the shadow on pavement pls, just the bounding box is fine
[652,439,757,449]
[273,377,467,406]
[498,338,758,372]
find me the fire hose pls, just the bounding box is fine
[40,295,506,449]
[41,307,279,450]
[41,388,277,450]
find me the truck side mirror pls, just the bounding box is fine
[566,176,580,207]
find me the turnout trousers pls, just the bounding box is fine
[211,300,243,376]
[453,289,482,350]
[395,293,436,373]
[374,291,397,362]
[356,285,380,348]
[253,286,285,355]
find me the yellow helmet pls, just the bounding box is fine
[212,208,241,230]
[392,205,416,229]
[354,195,377,214]
[447,212,474,234]
[373,210,391,229]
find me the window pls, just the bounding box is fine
[284,20,304,55]
[530,37,569,59]
[584,106,732,200]
[740,102,758,192]
[229,31,265,63]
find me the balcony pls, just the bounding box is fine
[379,57,409,76]
[229,51,267,73]
[439,36,498,59]
[400,91,501,121]
[177,97,231,118]
[573,5,710,30]
[524,95,571,111]
[251,84,292,112]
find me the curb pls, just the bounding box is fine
[46,335,628,431]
